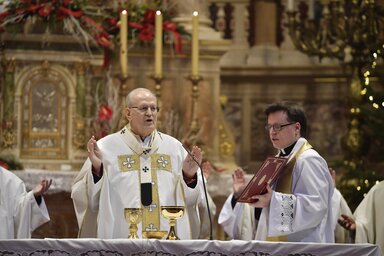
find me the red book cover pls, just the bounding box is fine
[237,156,288,203]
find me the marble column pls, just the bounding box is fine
[220,0,250,66]
[246,0,281,66]
[172,0,222,40]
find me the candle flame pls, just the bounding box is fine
[193,11,198,16]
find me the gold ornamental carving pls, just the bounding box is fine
[1,120,16,148]
[73,119,86,149]
[3,58,16,73]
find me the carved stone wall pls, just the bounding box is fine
[220,66,350,171]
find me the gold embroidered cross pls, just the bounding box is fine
[157,155,169,168]
[122,157,135,168]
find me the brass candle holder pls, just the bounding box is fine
[150,74,164,100]
[124,208,143,239]
[186,75,203,140]
[150,74,164,130]
[160,206,185,240]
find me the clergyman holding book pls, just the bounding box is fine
[219,102,335,242]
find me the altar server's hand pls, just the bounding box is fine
[202,161,213,179]
[232,168,247,199]
[182,145,202,178]
[33,179,52,197]
[249,183,272,208]
[338,214,356,231]
[87,136,102,176]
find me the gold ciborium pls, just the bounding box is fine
[160,206,185,240]
[124,208,143,239]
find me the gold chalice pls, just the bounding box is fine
[160,206,185,240]
[124,208,143,239]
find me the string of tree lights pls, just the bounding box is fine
[360,46,384,110]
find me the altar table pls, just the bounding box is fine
[0,239,381,256]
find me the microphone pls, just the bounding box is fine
[182,144,213,240]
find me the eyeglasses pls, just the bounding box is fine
[128,106,160,113]
[265,122,295,132]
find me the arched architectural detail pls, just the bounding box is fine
[14,63,76,162]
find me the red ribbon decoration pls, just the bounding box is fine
[138,25,154,42]
[57,7,83,19]
[128,21,144,30]
[38,4,53,17]
[163,21,182,53]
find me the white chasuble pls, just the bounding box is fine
[353,181,384,251]
[72,127,206,239]
[0,167,50,239]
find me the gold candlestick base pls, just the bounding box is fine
[150,74,164,130]
[187,75,203,85]
[149,74,164,100]
[186,75,203,139]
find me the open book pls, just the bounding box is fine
[237,156,288,203]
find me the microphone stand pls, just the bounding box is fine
[182,144,213,240]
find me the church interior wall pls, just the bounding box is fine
[220,65,350,172]
[0,0,383,240]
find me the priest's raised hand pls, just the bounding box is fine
[182,145,202,184]
[86,135,102,177]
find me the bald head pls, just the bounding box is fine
[126,88,157,107]
[125,88,158,138]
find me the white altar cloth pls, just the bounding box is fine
[0,239,381,256]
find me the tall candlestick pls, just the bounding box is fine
[120,10,128,78]
[287,0,294,11]
[308,0,314,19]
[191,11,199,77]
[155,10,163,77]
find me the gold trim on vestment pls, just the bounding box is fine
[118,155,140,171]
[142,166,161,232]
[151,154,172,172]
[138,154,172,233]
[77,171,89,238]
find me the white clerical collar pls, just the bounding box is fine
[280,141,297,157]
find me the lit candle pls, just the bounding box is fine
[287,0,294,11]
[155,10,163,77]
[120,10,128,78]
[191,11,199,77]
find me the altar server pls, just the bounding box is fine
[329,168,353,243]
[219,102,335,242]
[0,166,51,239]
[338,180,384,251]
[72,88,210,239]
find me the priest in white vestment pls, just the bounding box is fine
[71,88,211,239]
[219,102,335,242]
[329,168,353,243]
[0,166,51,239]
[338,181,384,252]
